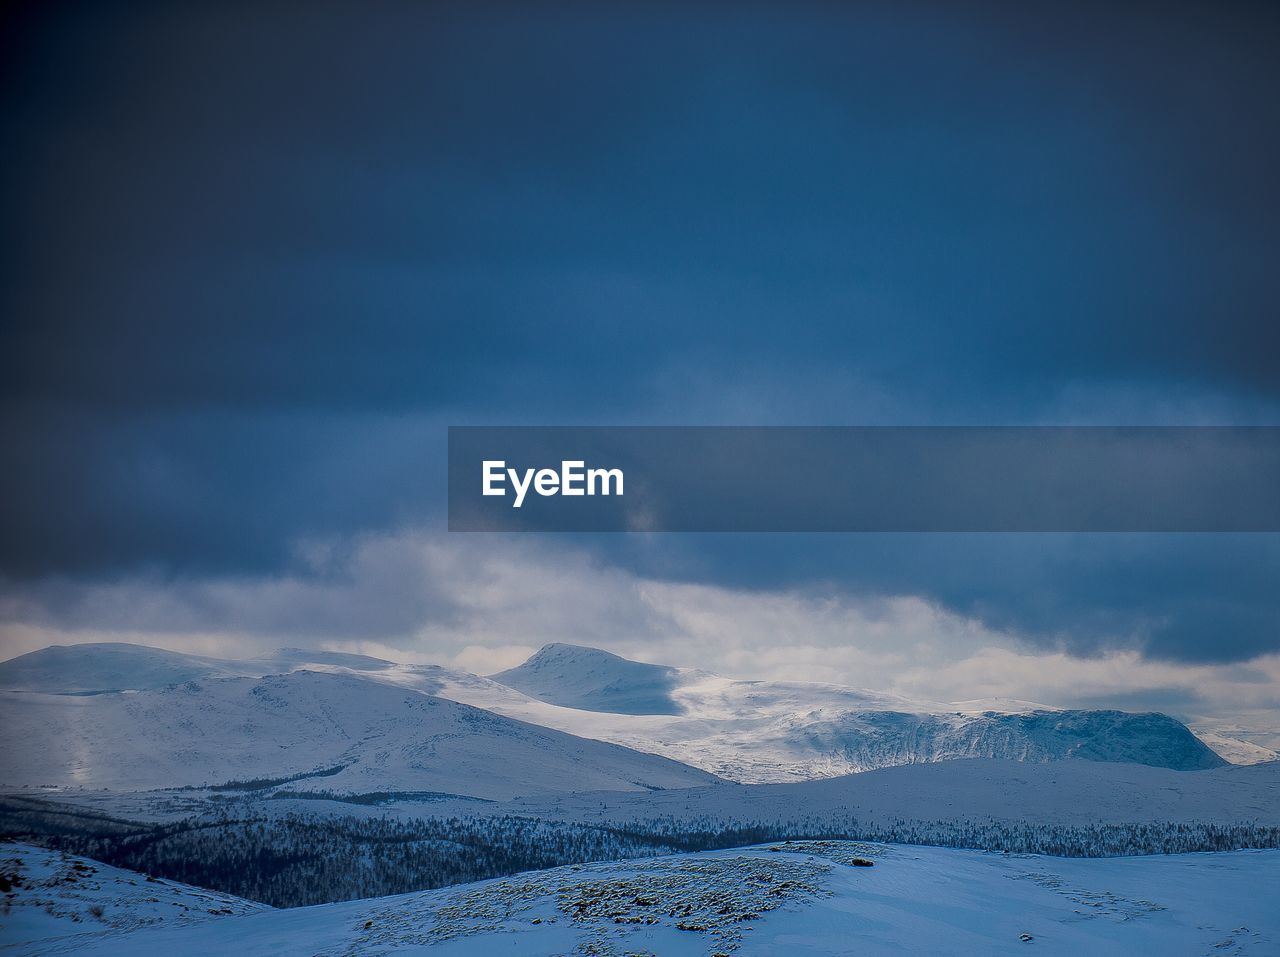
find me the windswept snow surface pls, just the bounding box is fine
[9,842,1276,956]
[0,670,719,797]
[0,643,1231,784]
[0,842,267,953]
[1191,729,1280,765]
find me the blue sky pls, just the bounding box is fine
[1,3,1278,726]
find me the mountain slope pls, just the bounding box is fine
[0,842,267,953]
[1191,728,1280,765]
[0,670,720,798]
[490,643,689,715]
[498,757,1280,829]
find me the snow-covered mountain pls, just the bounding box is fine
[0,642,1232,790]
[0,669,719,798]
[0,643,241,694]
[495,643,948,715]
[491,643,691,715]
[10,839,1278,957]
[1190,727,1280,765]
[0,643,438,694]
[475,643,1225,779]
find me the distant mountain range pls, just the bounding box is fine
[0,641,1261,800]
[481,643,1232,779]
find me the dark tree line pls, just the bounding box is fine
[3,795,1277,908]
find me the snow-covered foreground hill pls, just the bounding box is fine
[0,842,266,953]
[6,841,1276,956]
[0,643,1244,788]
[0,670,718,797]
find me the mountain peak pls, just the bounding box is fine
[492,644,686,716]
[526,643,637,665]
[260,647,396,671]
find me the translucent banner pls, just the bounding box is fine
[448,426,1280,532]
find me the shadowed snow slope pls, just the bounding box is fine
[12,842,1278,957]
[0,670,719,798]
[0,842,267,953]
[495,757,1280,828]
[490,643,689,715]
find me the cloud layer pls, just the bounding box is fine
[3,531,1277,739]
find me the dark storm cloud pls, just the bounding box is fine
[1,2,1278,660]
[0,402,447,576]
[600,533,1280,665]
[5,1,1279,413]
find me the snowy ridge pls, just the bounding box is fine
[0,670,719,798]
